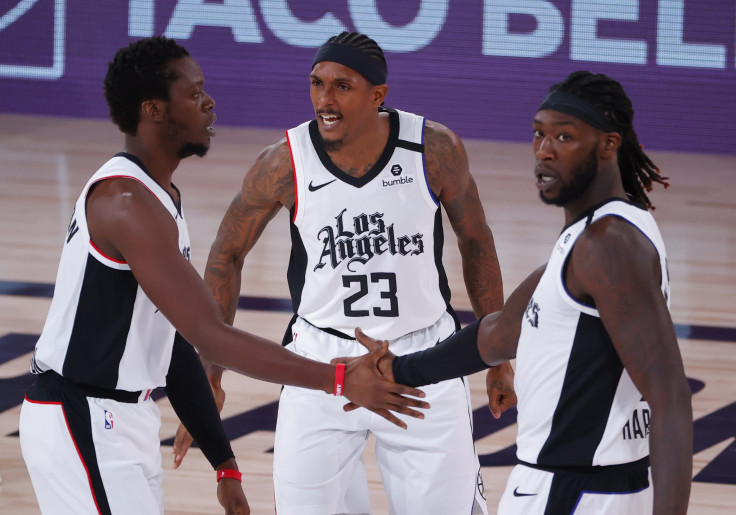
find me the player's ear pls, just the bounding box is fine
[600,132,621,159]
[372,84,388,107]
[141,99,165,122]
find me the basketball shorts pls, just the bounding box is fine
[273,313,488,515]
[19,371,164,515]
[497,458,652,514]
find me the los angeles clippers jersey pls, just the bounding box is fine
[515,199,669,467]
[30,153,190,392]
[285,108,452,340]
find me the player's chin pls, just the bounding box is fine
[320,133,345,152]
[178,141,210,159]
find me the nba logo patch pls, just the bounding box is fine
[104,410,114,429]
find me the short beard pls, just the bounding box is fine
[165,115,209,159]
[322,136,344,153]
[177,143,209,159]
[540,148,598,206]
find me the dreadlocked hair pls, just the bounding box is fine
[549,71,669,210]
[327,31,387,77]
[104,36,189,135]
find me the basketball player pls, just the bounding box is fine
[356,71,693,514]
[172,31,514,515]
[18,36,428,515]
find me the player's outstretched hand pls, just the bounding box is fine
[217,476,250,514]
[342,329,429,429]
[486,361,517,419]
[173,382,227,468]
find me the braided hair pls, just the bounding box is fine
[327,31,387,78]
[549,71,668,209]
[104,36,189,135]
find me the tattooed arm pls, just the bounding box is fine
[424,121,503,315]
[206,140,295,326]
[424,121,515,418]
[204,140,295,382]
[174,140,294,467]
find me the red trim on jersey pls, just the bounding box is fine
[23,396,62,405]
[285,130,298,222]
[89,240,127,265]
[24,396,104,514]
[85,175,161,265]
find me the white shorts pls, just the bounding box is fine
[273,313,488,515]
[498,459,652,514]
[19,372,164,515]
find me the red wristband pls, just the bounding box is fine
[334,363,346,396]
[216,469,242,483]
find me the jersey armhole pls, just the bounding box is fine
[285,130,301,224]
[419,117,440,209]
[83,175,157,270]
[557,238,600,318]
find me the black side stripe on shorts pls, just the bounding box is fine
[26,383,113,515]
[62,395,113,515]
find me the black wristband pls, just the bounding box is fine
[392,318,488,387]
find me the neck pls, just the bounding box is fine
[123,134,180,197]
[563,163,627,224]
[327,111,390,177]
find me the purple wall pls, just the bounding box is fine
[1,0,734,154]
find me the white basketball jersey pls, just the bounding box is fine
[285,108,452,340]
[515,199,669,467]
[31,153,191,392]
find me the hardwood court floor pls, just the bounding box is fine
[0,114,734,513]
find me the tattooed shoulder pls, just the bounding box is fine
[245,139,295,208]
[424,120,465,195]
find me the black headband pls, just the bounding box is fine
[538,91,618,133]
[312,42,387,85]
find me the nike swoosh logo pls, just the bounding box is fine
[513,487,537,497]
[308,179,336,192]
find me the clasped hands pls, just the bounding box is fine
[332,327,425,430]
[341,327,517,424]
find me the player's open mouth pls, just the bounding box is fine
[535,169,558,190]
[320,114,341,127]
[207,115,217,136]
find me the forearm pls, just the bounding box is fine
[392,319,489,387]
[202,243,244,379]
[204,246,244,326]
[166,333,234,469]
[216,457,239,472]
[194,323,335,394]
[649,395,693,514]
[458,231,503,316]
[203,358,225,388]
